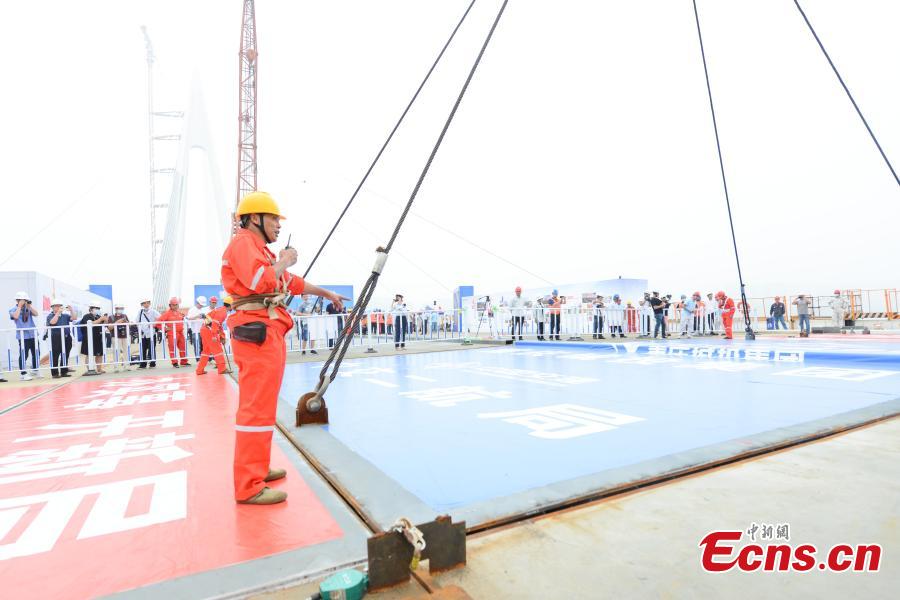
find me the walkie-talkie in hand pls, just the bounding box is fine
[284,234,295,306]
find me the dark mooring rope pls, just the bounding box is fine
[302,0,479,280]
[691,0,754,338]
[793,0,899,188]
[312,0,510,393]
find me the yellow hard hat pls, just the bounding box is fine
[236,191,285,219]
[223,295,234,305]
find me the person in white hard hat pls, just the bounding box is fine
[47,298,74,378]
[135,297,161,368]
[186,296,208,361]
[9,291,41,380]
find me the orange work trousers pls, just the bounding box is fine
[196,342,227,374]
[165,331,189,365]
[232,322,287,501]
[722,313,734,339]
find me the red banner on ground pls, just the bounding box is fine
[0,374,342,599]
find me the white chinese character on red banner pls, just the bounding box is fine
[15,410,185,442]
[0,432,194,485]
[0,471,186,560]
[399,386,511,407]
[65,390,188,411]
[66,379,191,411]
[478,403,644,439]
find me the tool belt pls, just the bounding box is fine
[230,279,290,320]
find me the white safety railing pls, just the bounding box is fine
[0,308,468,378]
[469,304,769,340]
[1,303,789,378]
[287,309,464,354]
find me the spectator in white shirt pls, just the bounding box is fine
[391,294,409,350]
[186,296,208,360]
[508,286,526,340]
[136,298,161,368]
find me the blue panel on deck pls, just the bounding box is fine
[280,341,900,512]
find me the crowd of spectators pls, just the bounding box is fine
[1,288,853,382]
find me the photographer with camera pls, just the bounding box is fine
[648,291,669,339]
[47,299,73,378]
[78,303,109,374]
[9,291,41,381]
[109,304,132,372]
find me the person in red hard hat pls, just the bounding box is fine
[196,315,229,376]
[509,286,525,341]
[157,297,189,366]
[716,291,736,339]
[223,191,346,506]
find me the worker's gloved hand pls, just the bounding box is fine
[279,247,298,267]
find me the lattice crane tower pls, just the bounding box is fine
[236,0,258,210]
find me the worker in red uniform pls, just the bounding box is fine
[223,191,346,506]
[157,297,190,367]
[716,290,736,340]
[207,296,230,326]
[196,315,229,375]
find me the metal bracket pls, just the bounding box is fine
[296,391,329,427]
[367,515,466,592]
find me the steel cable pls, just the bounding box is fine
[312,0,510,393]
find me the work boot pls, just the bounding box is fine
[237,487,287,505]
[265,467,287,482]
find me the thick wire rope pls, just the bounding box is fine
[793,0,899,188]
[301,0,477,281]
[691,0,754,339]
[311,0,510,395]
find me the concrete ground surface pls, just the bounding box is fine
[253,415,899,600]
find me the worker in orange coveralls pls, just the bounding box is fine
[195,315,229,375]
[223,191,346,506]
[716,290,736,340]
[157,297,190,367]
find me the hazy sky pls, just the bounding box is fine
[1,0,897,311]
